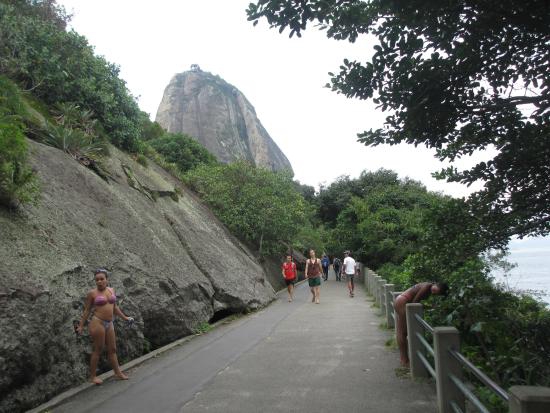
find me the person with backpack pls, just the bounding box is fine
[321,254,330,281]
[281,255,297,302]
[333,257,342,281]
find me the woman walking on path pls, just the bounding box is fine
[305,249,322,304]
[77,269,134,384]
[282,255,297,302]
[394,282,448,367]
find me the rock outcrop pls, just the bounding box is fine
[155,69,293,172]
[0,141,275,412]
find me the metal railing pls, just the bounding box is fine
[362,267,550,413]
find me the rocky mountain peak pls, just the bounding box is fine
[155,69,293,172]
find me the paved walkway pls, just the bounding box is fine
[54,275,437,413]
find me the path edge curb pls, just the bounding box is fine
[28,279,305,413]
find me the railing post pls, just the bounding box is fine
[370,271,375,295]
[509,386,550,413]
[367,269,372,294]
[406,303,430,379]
[374,276,382,305]
[385,284,395,328]
[377,279,386,312]
[434,326,464,413]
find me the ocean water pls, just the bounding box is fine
[491,237,550,306]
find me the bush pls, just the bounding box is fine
[0,115,39,208]
[136,153,148,167]
[185,161,307,256]
[149,133,216,173]
[0,1,143,152]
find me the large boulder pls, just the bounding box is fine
[0,141,275,412]
[155,69,293,172]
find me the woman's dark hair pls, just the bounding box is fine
[94,268,109,277]
[435,282,449,297]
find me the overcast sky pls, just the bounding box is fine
[57,0,491,196]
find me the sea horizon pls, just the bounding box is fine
[492,236,550,305]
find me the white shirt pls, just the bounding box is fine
[343,256,356,275]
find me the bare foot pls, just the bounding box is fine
[315,299,320,304]
[115,372,129,380]
[91,377,103,385]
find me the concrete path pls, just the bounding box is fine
[53,275,437,413]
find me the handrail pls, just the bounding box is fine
[449,400,464,413]
[363,270,550,413]
[449,374,491,413]
[415,332,434,357]
[414,313,434,333]
[449,349,509,402]
[417,351,436,379]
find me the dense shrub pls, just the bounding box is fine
[0,115,39,208]
[0,1,142,151]
[0,75,39,208]
[149,133,217,173]
[185,161,307,256]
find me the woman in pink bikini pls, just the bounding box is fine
[394,281,448,367]
[77,269,133,384]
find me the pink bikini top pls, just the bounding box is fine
[94,287,116,306]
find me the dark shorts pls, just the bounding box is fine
[308,277,321,287]
[346,274,355,282]
[284,278,296,286]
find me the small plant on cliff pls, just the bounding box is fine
[40,122,105,158]
[136,153,148,168]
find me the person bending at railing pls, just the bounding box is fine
[394,282,448,367]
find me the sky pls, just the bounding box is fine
[57,0,491,196]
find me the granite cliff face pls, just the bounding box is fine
[155,70,293,172]
[0,141,275,412]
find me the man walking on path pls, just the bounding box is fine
[281,255,297,302]
[333,257,342,281]
[343,251,357,297]
[321,254,330,281]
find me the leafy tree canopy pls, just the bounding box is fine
[149,133,217,173]
[317,168,401,227]
[247,0,550,242]
[185,161,307,256]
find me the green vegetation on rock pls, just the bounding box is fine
[149,133,217,173]
[0,76,39,208]
[0,114,39,208]
[0,0,143,152]
[185,161,307,257]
